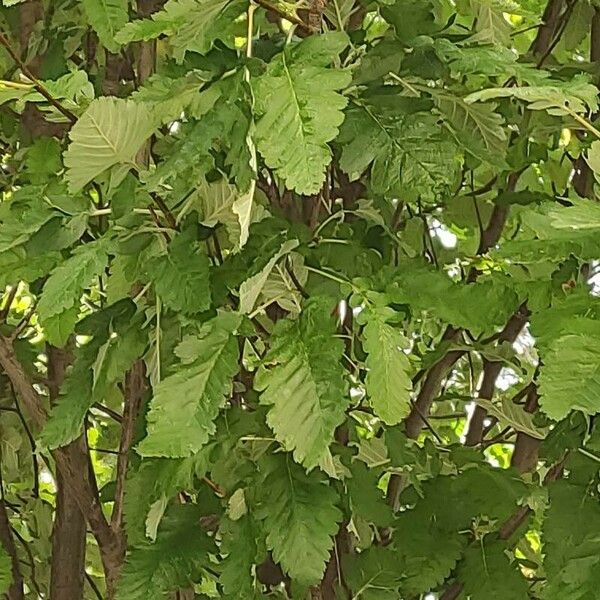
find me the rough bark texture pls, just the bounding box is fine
[47,346,87,600]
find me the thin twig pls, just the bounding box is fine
[0,31,77,123]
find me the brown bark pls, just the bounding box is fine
[510,385,540,473]
[572,8,600,198]
[530,0,564,58]
[0,335,123,597]
[464,304,529,446]
[0,500,24,600]
[47,345,87,600]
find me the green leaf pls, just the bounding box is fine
[255,455,342,586]
[238,239,298,315]
[468,0,512,45]
[36,239,112,346]
[363,315,412,425]
[64,97,156,192]
[40,304,145,449]
[539,333,600,420]
[115,0,246,62]
[475,397,546,439]
[456,542,528,600]
[435,94,507,166]
[116,506,215,599]
[220,515,261,598]
[138,312,241,457]
[81,0,128,53]
[0,545,12,596]
[344,547,402,600]
[255,298,348,469]
[147,226,211,315]
[543,481,600,600]
[339,107,461,201]
[253,32,351,194]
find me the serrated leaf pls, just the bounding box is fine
[138,312,241,457]
[435,94,507,166]
[64,97,156,192]
[147,226,211,315]
[476,397,546,439]
[253,32,351,194]
[238,239,298,315]
[255,298,348,468]
[256,455,342,585]
[40,311,145,449]
[220,515,260,597]
[539,333,600,420]
[115,0,246,62]
[363,317,412,425]
[36,239,112,346]
[81,0,128,53]
[116,506,215,600]
[344,547,402,600]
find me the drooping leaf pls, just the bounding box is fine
[363,314,412,425]
[255,298,348,469]
[36,239,112,346]
[255,455,342,586]
[253,32,351,194]
[138,312,241,457]
[64,98,156,192]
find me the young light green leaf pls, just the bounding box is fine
[363,317,412,425]
[64,97,156,192]
[238,239,298,315]
[138,312,241,457]
[256,456,342,585]
[539,333,600,420]
[253,32,351,194]
[255,298,348,469]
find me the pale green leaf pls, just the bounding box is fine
[37,239,111,346]
[256,455,342,585]
[476,398,546,439]
[64,97,156,192]
[539,333,600,420]
[364,317,412,425]
[238,239,298,315]
[115,0,246,62]
[138,312,241,457]
[253,32,351,194]
[255,298,348,468]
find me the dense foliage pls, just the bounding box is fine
[2,0,600,598]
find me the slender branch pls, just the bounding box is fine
[0,498,24,600]
[464,302,529,446]
[0,31,77,123]
[0,286,18,322]
[111,360,146,535]
[253,0,311,32]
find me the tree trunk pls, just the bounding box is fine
[47,346,87,600]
